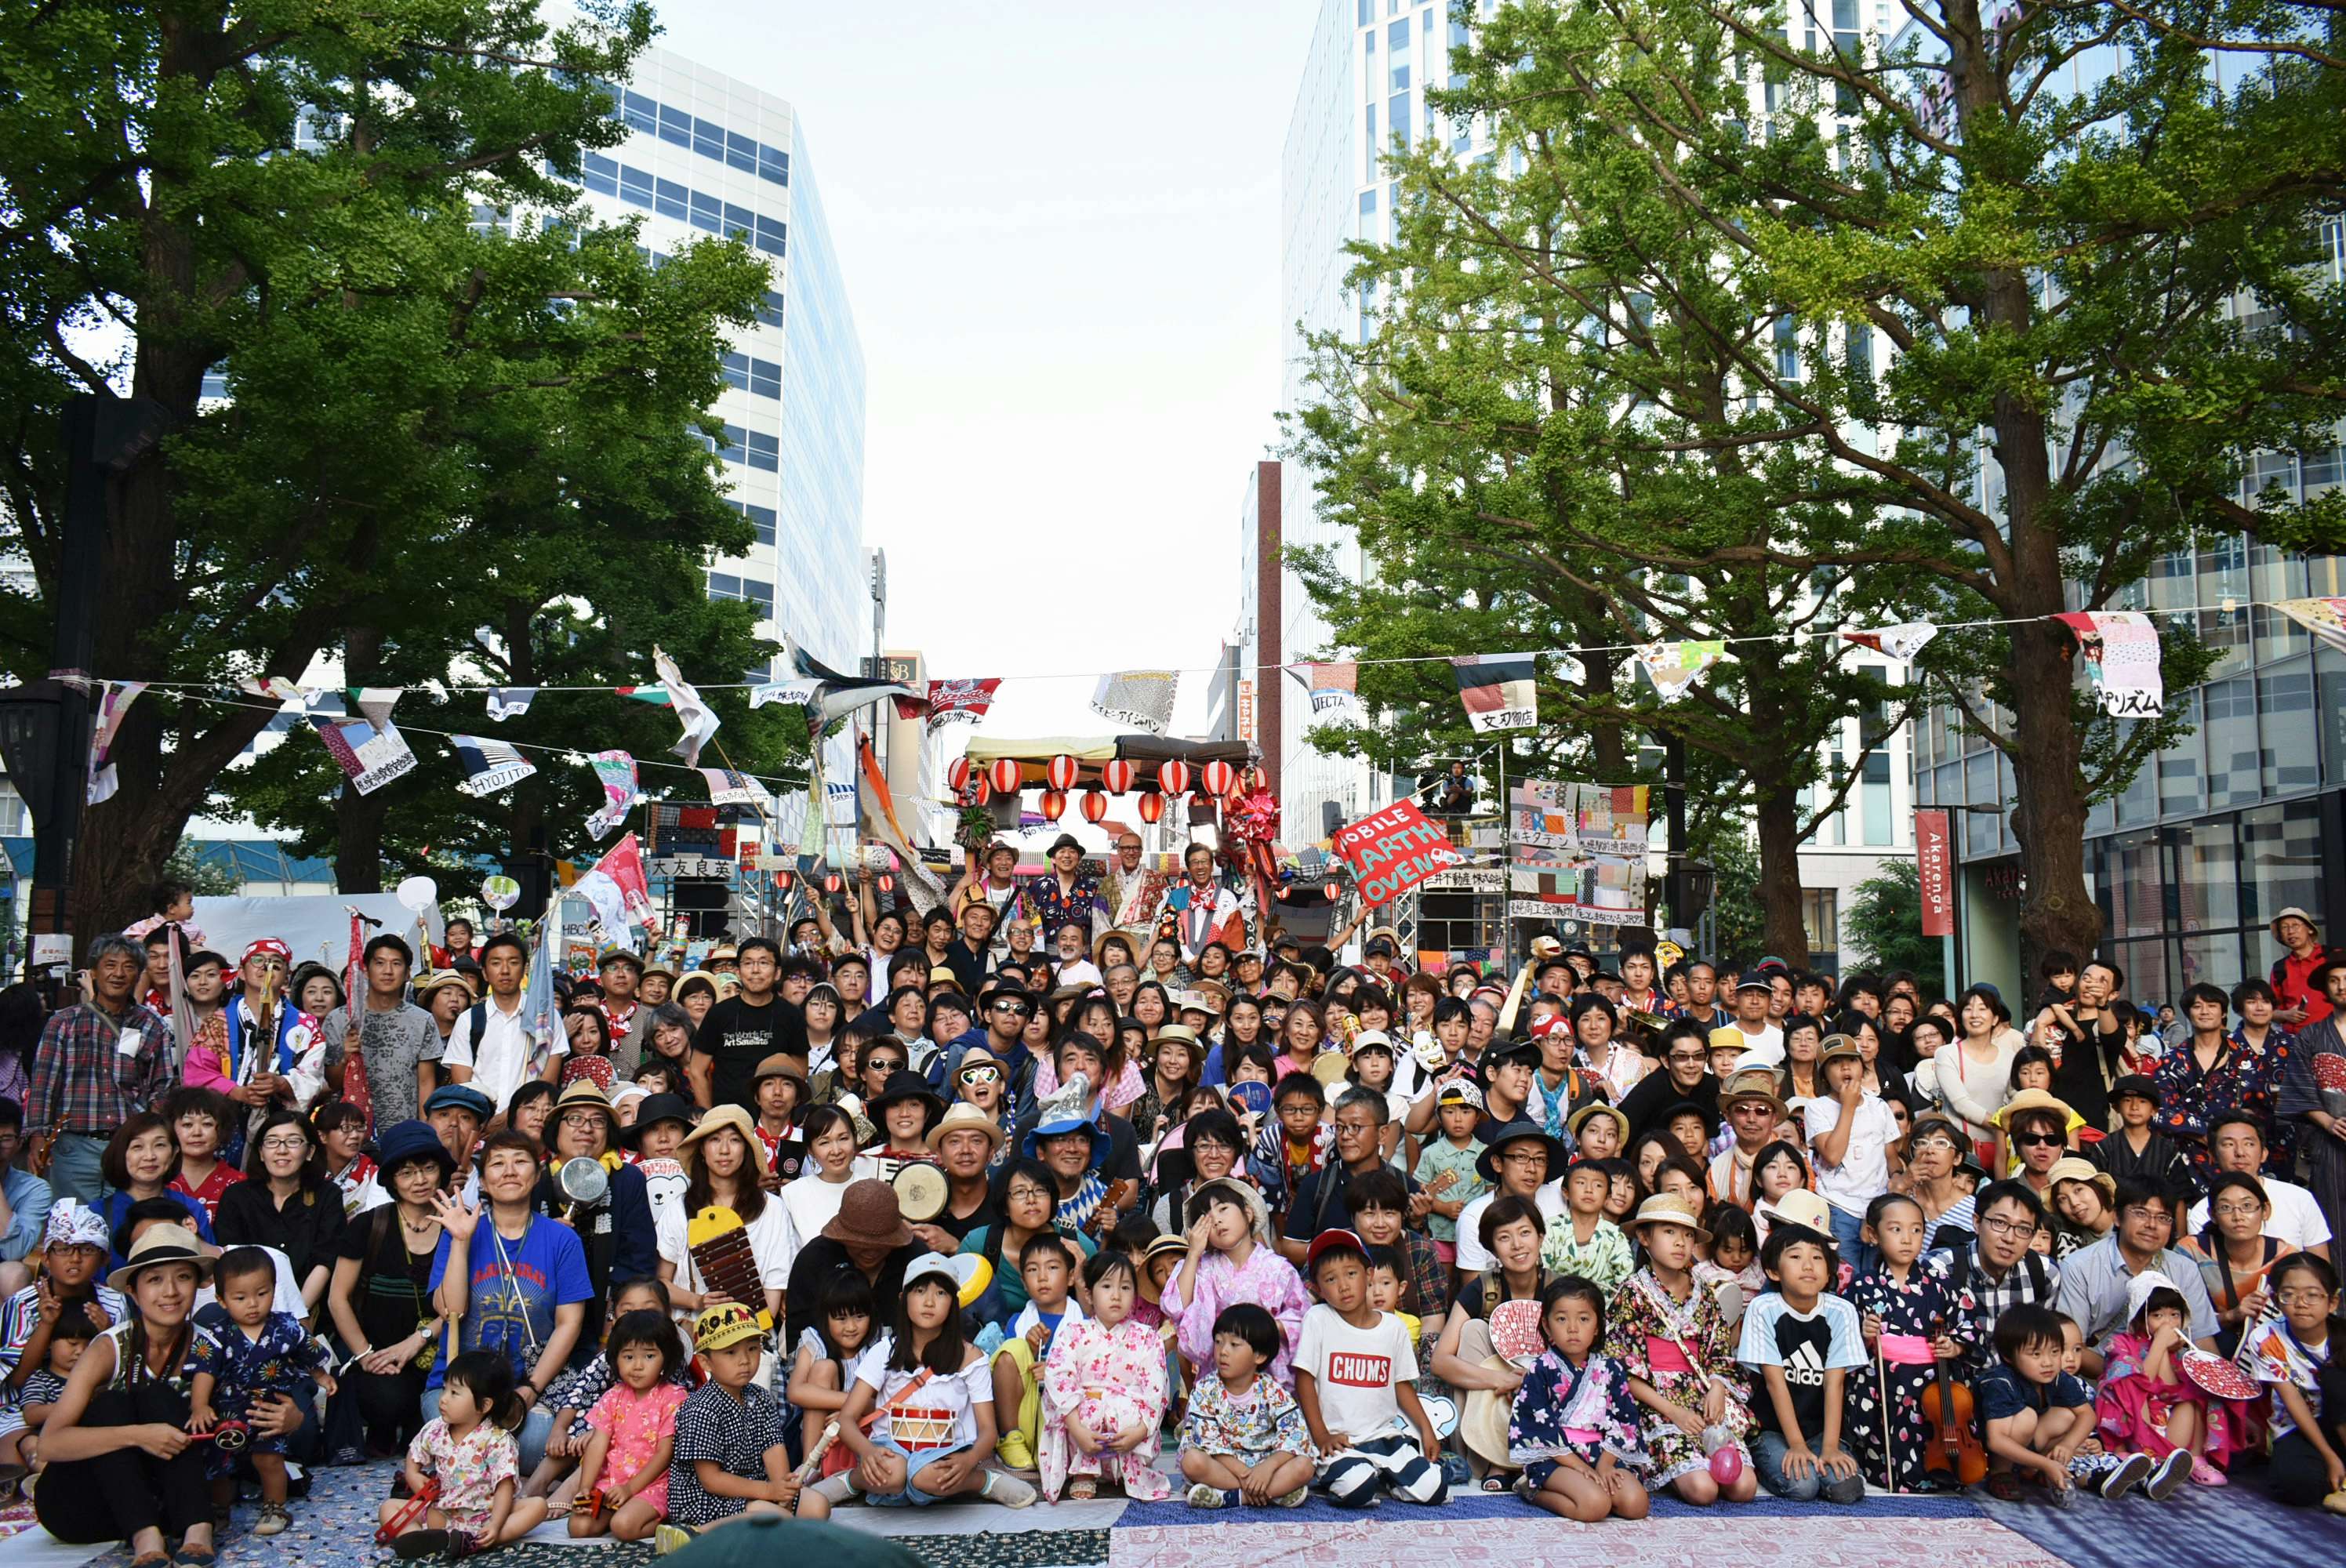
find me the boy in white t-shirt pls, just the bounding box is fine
[1293,1229,1448,1508]
[1803,1036,1902,1273]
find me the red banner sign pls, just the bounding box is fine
[1335,800,1465,907]
[1915,809,1953,938]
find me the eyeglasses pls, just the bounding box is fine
[259,1135,309,1153]
[2278,1288,2335,1305]
[1501,1149,1546,1166]
[1005,1185,1052,1204]
[1667,1052,1707,1066]
[558,1112,606,1131]
[2015,1131,2065,1147]
[2213,1201,2264,1219]
[1978,1214,2039,1238]
[991,1001,1033,1018]
[1909,1133,1960,1152]
[2121,1205,2174,1225]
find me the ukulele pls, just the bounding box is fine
[1919,1315,1987,1486]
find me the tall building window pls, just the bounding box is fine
[1774,314,1800,380]
[1365,103,1378,178]
[1803,889,1840,968]
[1389,92,1411,147]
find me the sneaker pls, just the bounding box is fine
[2098,1453,2153,1501]
[392,1530,458,1562]
[996,1430,1037,1471]
[253,1503,291,1537]
[654,1524,692,1557]
[1276,1486,1309,1508]
[981,1468,1037,1509]
[1186,1483,1226,1509]
[2143,1450,2191,1501]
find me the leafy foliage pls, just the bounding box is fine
[1846,858,1945,994]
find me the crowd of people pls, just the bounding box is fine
[2,851,2343,1564]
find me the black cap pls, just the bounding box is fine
[2111,1073,2159,1106]
[1048,833,1084,855]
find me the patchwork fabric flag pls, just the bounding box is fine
[924,677,1002,733]
[2274,597,2346,655]
[573,833,656,932]
[613,685,674,706]
[1842,622,1940,662]
[309,688,417,794]
[2055,611,2165,717]
[238,675,312,704]
[452,735,537,797]
[699,765,771,808]
[584,750,641,839]
[652,648,721,766]
[1091,669,1180,734]
[484,688,537,721]
[1636,641,1726,702]
[1450,655,1538,732]
[1287,662,1364,722]
[86,680,146,806]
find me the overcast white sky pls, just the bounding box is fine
[650,1,1324,739]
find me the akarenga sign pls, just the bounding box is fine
[1334,800,1465,907]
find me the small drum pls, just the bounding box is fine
[892,1161,948,1223]
[206,1418,252,1454]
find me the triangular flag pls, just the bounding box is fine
[1842,622,1939,662]
[584,750,641,839]
[1090,669,1179,734]
[2275,597,2346,655]
[698,765,770,808]
[87,681,146,806]
[2054,612,2165,717]
[485,687,537,720]
[1636,641,1725,702]
[613,685,674,706]
[923,677,1001,733]
[857,729,913,850]
[652,648,720,766]
[452,735,538,796]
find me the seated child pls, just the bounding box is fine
[1540,1161,1634,1298]
[990,1232,1085,1472]
[568,1311,689,1542]
[2238,1254,2346,1512]
[189,1246,337,1537]
[1508,1276,1650,1521]
[0,1302,93,1479]
[1735,1224,1864,1504]
[1693,1203,1764,1321]
[2094,1271,2245,1496]
[832,1254,1037,1509]
[1040,1251,1173,1501]
[1178,1302,1315,1508]
[1294,1229,1448,1509]
[784,1274,878,1480]
[0,1202,126,1478]
[536,1276,679,1499]
[1365,1247,1419,1348]
[382,1350,550,1559]
[1977,1304,2104,1508]
[659,1303,832,1544]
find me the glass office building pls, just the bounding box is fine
[573,46,869,795]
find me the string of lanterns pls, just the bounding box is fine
[940,753,1271,829]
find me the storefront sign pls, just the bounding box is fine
[1916,808,1953,938]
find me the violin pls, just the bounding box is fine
[1919,1316,1987,1487]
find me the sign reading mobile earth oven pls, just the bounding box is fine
[1335,801,1465,907]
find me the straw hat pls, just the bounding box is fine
[925,1102,1007,1157]
[679,1103,758,1160]
[108,1223,216,1294]
[1622,1194,1711,1243]
[2047,1156,2115,1208]
[1994,1087,2077,1131]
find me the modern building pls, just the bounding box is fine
[1266,1,1916,967]
[574,44,868,791]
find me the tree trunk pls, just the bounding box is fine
[2003,619,2102,978]
[334,628,390,892]
[1752,781,1812,968]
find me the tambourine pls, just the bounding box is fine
[2179,1349,2259,1403]
[892,1160,948,1223]
[1309,1052,1351,1087]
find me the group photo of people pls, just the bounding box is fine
[2,846,2342,1566]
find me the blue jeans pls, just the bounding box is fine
[864,1438,970,1508]
[1827,1203,1875,1278]
[419,1390,553,1473]
[1752,1428,1865,1504]
[48,1134,109,1208]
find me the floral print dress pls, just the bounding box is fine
[409,1417,520,1537]
[1178,1372,1315,1462]
[1604,1268,1755,1486]
[1506,1348,1647,1477]
[2152,1029,2298,1181]
[1040,1317,1174,1500]
[1164,1245,1312,1387]
[586,1381,690,1515]
[1843,1255,1981,1491]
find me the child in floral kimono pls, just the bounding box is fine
[1606,1197,1759,1504]
[2096,1270,2249,1493]
[1040,1251,1173,1501]
[1164,1178,1309,1385]
[1178,1302,1316,1508]
[1509,1276,1649,1521]
[1844,1194,1980,1492]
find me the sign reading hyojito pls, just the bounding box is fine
[1335,801,1465,907]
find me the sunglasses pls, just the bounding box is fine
[957,1064,1003,1086]
[991,1001,1033,1018]
[2015,1131,2065,1147]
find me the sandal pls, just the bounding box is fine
[171,1544,218,1568]
[254,1501,291,1537]
[1067,1476,1097,1501]
[1480,1473,1513,1493]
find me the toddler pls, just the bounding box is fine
[1040,1251,1172,1501]
[568,1310,688,1541]
[1177,1302,1314,1508]
[1977,1304,2100,1508]
[0,1303,93,1477]
[2095,1272,2244,1494]
[383,1349,550,1559]
[659,1303,833,1542]
[189,1247,337,1536]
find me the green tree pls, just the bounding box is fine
[1424,0,2342,975]
[1845,859,1945,993]
[1703,829,1768,966]
[0,0,783,936]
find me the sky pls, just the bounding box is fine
[649,0,1327,740]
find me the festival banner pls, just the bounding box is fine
[1333,800,1466,907]
[484,688,537,721]
[748,679,823,710]
[614,685,674,706]
[1450,654,1537,732]
[1636,640,1725,702]
[1287,661,1364,723]
[1091,669,1180,734]
[2054,612,2164,717]
[1506,780,1650,927]
[238,675,312,704]
[1915,808,1954,938]
[572,832,657,935]
[1842,622,1940,662]
[653,647,721,765]
[699,765,771,809]
[924,677,1002,733]
[584,750,641,840]
[451,735,537,797]
[2274,597,2346,655]
[308,688,416,795]
[86,680,146,806]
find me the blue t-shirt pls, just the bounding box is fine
[424,1214,592,1388]
[1974,1362,2090,1425]
[100,1189,215,1272]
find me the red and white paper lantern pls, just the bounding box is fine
[1200,760,1236,798]
[1080,790,1108,823]
[1039,789,1067,822]
[1047,753,1080,792]
[1137,792,1164,824]
[1100,759,1136,794]
[987,757,1022,795]
[1157,760,1190,797]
